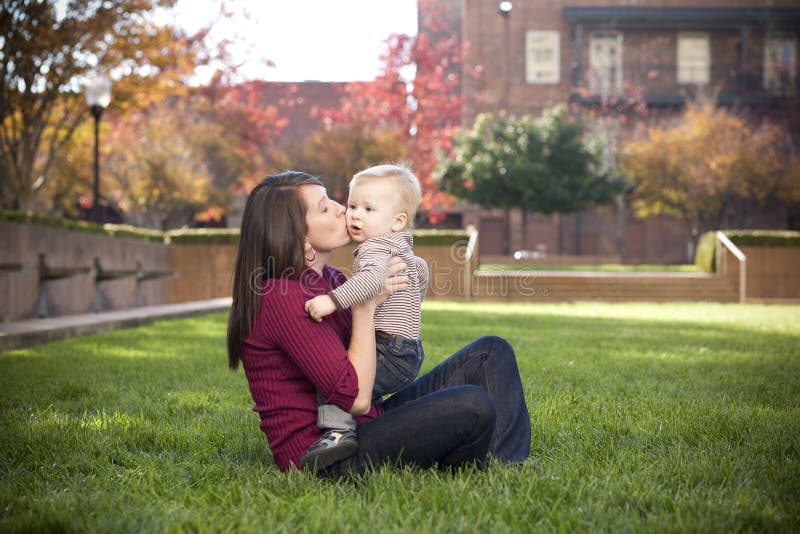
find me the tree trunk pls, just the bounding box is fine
[574,211,582,255]
[615,195,626,261]
[687,221,701,263]
[557,213,564,255]
[522,209,528,252]
[504,209,511,255]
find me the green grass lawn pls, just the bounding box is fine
[1,302,798,532]
[481,263,702,272]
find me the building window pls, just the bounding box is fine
[764,34,797,95]
[677,32,710,85]
[589,32,623,97]
[526,31,560,84]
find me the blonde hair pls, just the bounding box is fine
[350,163,422,229]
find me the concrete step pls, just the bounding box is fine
[0,298,231,352]
[473,271,739,302]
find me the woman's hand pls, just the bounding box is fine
[374,256,409,306]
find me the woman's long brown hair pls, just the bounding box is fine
[227,171,324,369]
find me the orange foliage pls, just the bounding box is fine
[194,205,226,224]
[298,124,408,204]
[204,81,290,194]
[621,98,800,233]
[1,0,226,211]
[104,100,224,229]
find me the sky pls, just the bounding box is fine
[166,0,419,82]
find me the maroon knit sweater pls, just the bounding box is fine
[240,265,382,471]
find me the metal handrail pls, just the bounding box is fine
[461,227,479,301]
[716,231,746,303]
[464,227,479,263]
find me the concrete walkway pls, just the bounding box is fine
[0,298,231,352]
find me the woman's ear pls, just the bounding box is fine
[391,212,408,232]
[303,238,318,264]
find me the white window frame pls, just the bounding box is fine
[526,30,560,84]
[589,31,623,97]
[677,32,710,85]
[764,33,797,95]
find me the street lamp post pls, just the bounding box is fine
[498,2,513,111]
[85,74,112,223]
[498,2,514,254]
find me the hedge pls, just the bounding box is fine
[725,230,800,247]
[164,228,241,245]
[408,229,473,246]
[164,228,473,246]
[1,210,475,247]
[0,210,165,242]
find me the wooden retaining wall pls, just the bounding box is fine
[718,245,800,303]
[2,221,797,322]
[167,243,238,304]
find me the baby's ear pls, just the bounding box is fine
[392,212,408,232]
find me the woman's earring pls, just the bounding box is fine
[305,247,317,263]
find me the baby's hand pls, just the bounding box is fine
[305,295,337,322]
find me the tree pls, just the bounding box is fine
[41,119,95,218]
[0,0,213,211]
[310,67,411,203]
[577,86,649,256]
[620,98,800,248]
[437,105,623,250]
[103,99,224,229]
[42,79,290,228]
[200,81,290,196]
[313,0,467,222]
[296,123,408,204]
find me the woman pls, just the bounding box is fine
[227,171,531,476]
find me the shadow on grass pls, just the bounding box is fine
[423,307,799,406]
[0,312,275,478]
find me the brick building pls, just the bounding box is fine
[234,3,798,263]
[460,1,799,120]
[432,1,800,261]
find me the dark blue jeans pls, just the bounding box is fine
[319,336,531,478]
[373,332,424,398]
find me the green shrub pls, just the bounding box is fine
[694,231,717,272]
[410,229,472,246]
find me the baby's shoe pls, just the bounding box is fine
[299,429,358,471]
